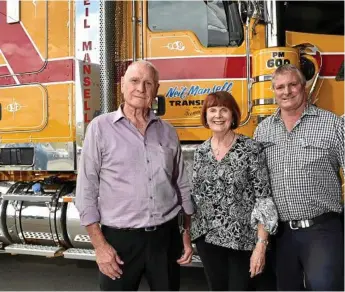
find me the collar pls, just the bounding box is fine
[272,103,319,121]
[112,104,159,123]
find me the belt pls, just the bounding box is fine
[103,224,161,232]
[102,216,177,233]
[284,212,339,230]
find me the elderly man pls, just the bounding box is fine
[254,64,344,291]
[75,60,194,291]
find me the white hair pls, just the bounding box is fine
[126,60,160,83]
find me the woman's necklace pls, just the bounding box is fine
[212,132,236,156]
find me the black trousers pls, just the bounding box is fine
[99,217,183,291]
[195,237,252,291]
[275,215,344,291]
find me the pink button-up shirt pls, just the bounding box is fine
[75,107,194,228]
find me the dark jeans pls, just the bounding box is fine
[275,215,344,291]
[99,217,183,291]
[196,237,254,291]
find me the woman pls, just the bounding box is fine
[190,91,278,291]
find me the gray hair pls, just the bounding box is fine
[271,64,306,89]
[126,60,160,83]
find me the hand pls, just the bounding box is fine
[176,231,193,265]
[95,242,124,280]
[249,243,266,278]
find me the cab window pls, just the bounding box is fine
[148,1,243,47]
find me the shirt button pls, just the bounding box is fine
[150,196,153,199]
[147,160,149,163]
[149,178,151,181]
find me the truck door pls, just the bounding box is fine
[141,1,260,140]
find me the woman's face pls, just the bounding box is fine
[206,106,233,133]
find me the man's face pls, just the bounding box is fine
[272,71,306,112]
[121,63,159,110]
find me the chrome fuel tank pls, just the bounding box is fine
[65,192,92,249]
[1,181,74,247]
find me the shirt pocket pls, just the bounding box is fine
[150,144,175,177]
[159,145,174,173]
[299,138,331,169]
[261,141,280,173]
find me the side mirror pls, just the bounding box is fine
[152,95,165,116]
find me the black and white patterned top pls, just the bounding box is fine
[254,105,344,222]
[190,135,278,251]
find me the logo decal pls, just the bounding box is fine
[163,41,185,51]
[5,97,27,119]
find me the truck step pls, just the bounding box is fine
[63,248,96,261]
[5,244,63,257]
[2,193,53,202]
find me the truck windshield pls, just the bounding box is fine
[148,0,242,47]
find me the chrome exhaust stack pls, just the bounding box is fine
[100,0,116,114]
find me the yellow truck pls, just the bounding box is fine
[0,0,343,263]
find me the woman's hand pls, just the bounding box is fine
[249,242,266,278]
[177,231,193,265]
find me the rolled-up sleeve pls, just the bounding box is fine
[75,120,102,226]
[249,143,278,234]
[172,134,194,215]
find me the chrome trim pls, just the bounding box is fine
[100,0,116,114]
[140,0,144,59]
[65,201,92,249]
[74,234,91,243]
[252,98,276,106]
[0,182,16,245]
[264,0,278,47]
[55,203,68,247]
[239,17,252,127]
[5,244,63,257]
[54,183,75,248]
[21,200,54,245]
[252,75,272,83]
[49,194,59,246]
[63,248,95,261]
[2,194,53,202]
[132,0,136,61]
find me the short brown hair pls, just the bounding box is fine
[201,91,241,130]
[272,64,306,89]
